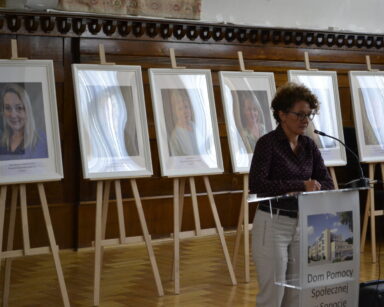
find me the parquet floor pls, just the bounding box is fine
[0,233,383,307]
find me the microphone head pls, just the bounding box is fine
[314,129,326,136]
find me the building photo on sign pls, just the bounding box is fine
[307,211,353,266]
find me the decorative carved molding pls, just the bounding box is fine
[40,15,55,32]
[118,20,130,36]
[25,15,39,32]
[6,15,21,32]
[103,20,117,36]
[72,18,86,35]
[173,24,185,40]
[132,21,144,37]
[0,10,383,49]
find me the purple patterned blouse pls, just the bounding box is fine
[249,125,334,199]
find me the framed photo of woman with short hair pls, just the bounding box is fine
[219,71,276,173]
[149,69,224,177]
[72,64,153,180]
[0,60,63,184]
[288,70,347,167]
[349,71,384,162]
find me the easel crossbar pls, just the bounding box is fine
[1,246,53,259]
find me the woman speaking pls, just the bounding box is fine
[249,82,334,307]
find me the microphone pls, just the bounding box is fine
[313,129,370,188]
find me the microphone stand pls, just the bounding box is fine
[314,129,370,188]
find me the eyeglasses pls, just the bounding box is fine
[287,111,316,121]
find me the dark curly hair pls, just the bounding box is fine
[271,82,319,123]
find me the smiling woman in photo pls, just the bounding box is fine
[0,83,48,161]
[166,89,200,156]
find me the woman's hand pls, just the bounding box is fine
[304,179,321,191]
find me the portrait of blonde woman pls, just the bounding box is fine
[162,88,200,156]
[0,83,48,161]
[231,90,271,153]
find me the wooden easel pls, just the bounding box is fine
[361,162,384,263]
[92,45,163,306]
[93,179,164,304]
[172,176,237,294]
[0,40,70,307]
[169,49,237,293]
[0,184,70,307]
[231,52,253,282]
[359,56,382,263]
[232,173,250,282]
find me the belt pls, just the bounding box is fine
[258,204,298,218]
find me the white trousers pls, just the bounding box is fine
[252,209,300,307]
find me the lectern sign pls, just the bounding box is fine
[298,190,360,307]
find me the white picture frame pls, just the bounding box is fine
[72,64,153,180]
[0,60,63,184]
[349,71,384,163]
[219,71,276,173]
[149,68,223,177]
[288,70,347,167]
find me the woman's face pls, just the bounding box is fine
[243,98,259,127]
[280,100,312,136]
[171,93,192,125]
[3,91,27,133]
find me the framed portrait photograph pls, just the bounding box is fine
[0,60,63,184]
[288,70,347,167]
[72,64,153,180]
[219,71,276,173]
[149,69,223,177]
[349,71,384,162]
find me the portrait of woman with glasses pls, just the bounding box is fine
[249,82,334,307]
[0,83,48,161]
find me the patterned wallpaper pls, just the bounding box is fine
[59,0,201,19]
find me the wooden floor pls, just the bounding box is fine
[0,233,383,307]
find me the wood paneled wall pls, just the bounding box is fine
[0,11,383,248]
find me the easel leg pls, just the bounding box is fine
[114,180,126,242]
[3,186,18,305]
[189,177,201,236]
[94,181,103,306]
[360,186,370,253]
[101,181,111,240]
[368,164,377,263]
[100,180,111,267]
[328,167,339,190]
[37,184,70,307]
[130,179,164,296]
[178,178,186,229]
[171,178,185,281]
[232,194,244,269]
[19,185,31,253]
[203,176,237,285]
[243,175,250,283]
[173,178,180,294]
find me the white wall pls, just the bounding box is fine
[202,0,384,34]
